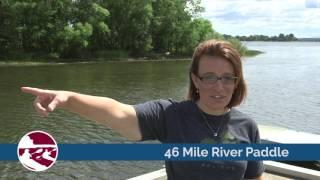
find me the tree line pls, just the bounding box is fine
[223,33,298,42]
[1,0,248,61]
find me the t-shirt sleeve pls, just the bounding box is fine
[244,126,265,179]
[133,99,173,141]
[244,160,264,179]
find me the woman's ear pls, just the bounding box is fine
[191,73,199,89]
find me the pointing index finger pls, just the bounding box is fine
[21,87,46,96]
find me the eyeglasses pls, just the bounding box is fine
[196,73,238,85]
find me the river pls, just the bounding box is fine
[0,41,319,179]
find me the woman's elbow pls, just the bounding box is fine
[254,173,264,180]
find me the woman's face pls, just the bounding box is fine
[192,55,236,114]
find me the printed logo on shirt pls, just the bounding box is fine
[17,130,58,172]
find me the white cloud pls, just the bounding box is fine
[201,0,320,38]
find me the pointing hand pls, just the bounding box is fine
[21,87,70,117]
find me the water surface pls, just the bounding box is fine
[0,41,319,179]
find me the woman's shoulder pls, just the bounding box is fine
[151,99,196,114]
[229,109,261,142]
[229,108,258,129]
[134,98,193,111]
[142,98,193,106]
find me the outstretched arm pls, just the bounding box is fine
[21,87,141,141]
[256,174,264,180]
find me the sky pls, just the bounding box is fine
[201,0,320,38]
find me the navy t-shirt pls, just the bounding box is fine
[134,99,264,180]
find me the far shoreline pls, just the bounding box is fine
[0,50,263,67]
[0,58,190,67]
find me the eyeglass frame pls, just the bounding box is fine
[195,73,238,85]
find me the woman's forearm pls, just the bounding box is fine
[64,92,141,140]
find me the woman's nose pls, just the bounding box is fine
[212,79,225,90]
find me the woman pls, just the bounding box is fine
[22,40,264,179]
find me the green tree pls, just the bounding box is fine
[103,0,153,56]
[1,0,257,61]
[181,18,214,55]
[71,1,110,52]
[0,1,19,58]
[278,33,285,41]
[151,0,203,55]
[58,0,110,58]
[7,0,109,59]
[11,0,73,57]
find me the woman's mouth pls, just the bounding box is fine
[211,95,225,99]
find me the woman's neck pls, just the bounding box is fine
[196,101,229,116]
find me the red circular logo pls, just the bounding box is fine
[17,130,58,171]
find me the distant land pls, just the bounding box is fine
[224,33,297,41]
[224,34,320,42]
[297,38,320,42]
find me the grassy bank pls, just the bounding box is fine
[244,50,264,57]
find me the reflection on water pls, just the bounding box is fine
[0,42,319,178]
